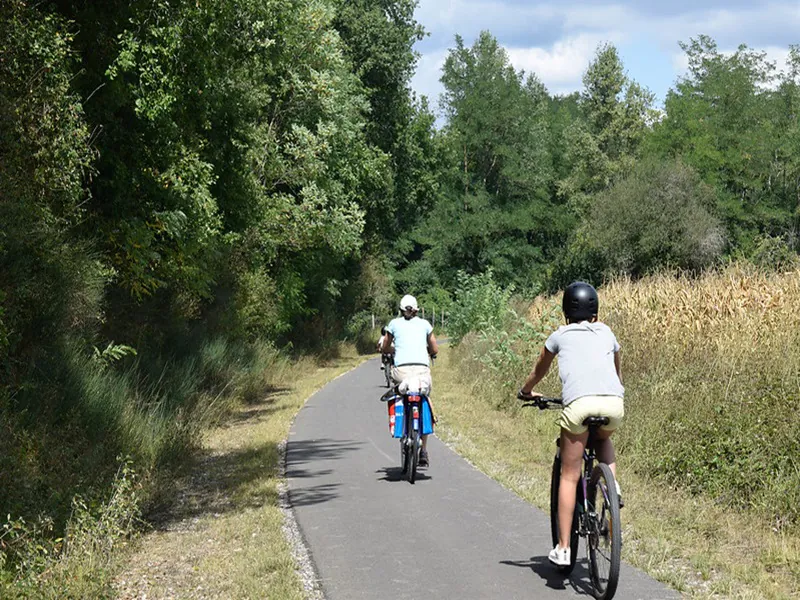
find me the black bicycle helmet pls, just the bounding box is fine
[562,281,598,322]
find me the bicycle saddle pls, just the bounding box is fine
[583,416,610,427]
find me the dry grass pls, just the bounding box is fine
[113,346,367,600]
[438,264,800,599]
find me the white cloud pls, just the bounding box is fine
[561,4,631,30]
[411,1,800,107]
[506,34,610,95]
[410,49,449,110]
[670,51,690,74]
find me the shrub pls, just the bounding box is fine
[448,270,513,343]
[749,233,799,271]
[584,159,725,276]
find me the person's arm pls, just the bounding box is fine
[381,333,394,355]
[520,347,556,395]
[427,332,439,356]
[614,350,622,384]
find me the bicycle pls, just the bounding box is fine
[518,392,622,600]
[381,353,393,388]
[380,386,431,484]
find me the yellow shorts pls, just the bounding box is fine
[559,395,624,435]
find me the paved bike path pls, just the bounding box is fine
[287,359,679,600]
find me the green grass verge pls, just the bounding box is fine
[110,346,368,599]
[0,338,366,599]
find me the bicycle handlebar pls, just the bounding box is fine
[517,390,562,409]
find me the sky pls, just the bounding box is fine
[410,0,800,114]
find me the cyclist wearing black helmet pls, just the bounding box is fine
[518,281,624,567]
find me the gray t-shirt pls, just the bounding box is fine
[544,321,624,406]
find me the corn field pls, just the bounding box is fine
[517,265,800,528]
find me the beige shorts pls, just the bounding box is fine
[391,365,432,394]
[560,395,624,435]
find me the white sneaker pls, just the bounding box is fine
[548,545,570,566]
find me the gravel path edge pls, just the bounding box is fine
[278,437,325,600]
[278,361,370,600]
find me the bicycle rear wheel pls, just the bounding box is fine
[407,426,419,484]
[384,363,392,388]
[587,463,621,599]
[400,437,408,474]
[549,454,579,574]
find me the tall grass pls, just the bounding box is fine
[455,264,800,529]
[596,265,800,528]
[0,336,292,597]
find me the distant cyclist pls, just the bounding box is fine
[376,326,388,354]
[518,282,624,567]
[381,294,439,466]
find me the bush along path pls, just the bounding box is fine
[113,350,367,600]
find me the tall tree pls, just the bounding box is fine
[648,35,783,249]
[409,32,571,289]
[558,44,655,216]
[333,0,440,250]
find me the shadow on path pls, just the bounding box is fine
[500,556,594,596]
[287,438,362,507]
[375,466,432,483]
[288,438,361,469]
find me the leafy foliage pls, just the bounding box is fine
[0,0,435,588]
[6,0,800,586]
[448,271,513,343]
[584,159,725,276]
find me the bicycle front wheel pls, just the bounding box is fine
[587,463,621,599]
[549,454,579,574]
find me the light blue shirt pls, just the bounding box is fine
[387,316,433,367]
[545,321,624,406]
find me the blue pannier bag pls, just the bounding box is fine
[421,396,434,435]
[390,396,434,438]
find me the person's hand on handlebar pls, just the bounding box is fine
[517,388,542,401]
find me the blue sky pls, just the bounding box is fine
[410,0,800,113]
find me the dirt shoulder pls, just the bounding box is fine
[113,351,367,600]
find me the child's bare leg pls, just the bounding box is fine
[559,429,588,549]
[595,431,616,478]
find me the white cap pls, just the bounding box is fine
[399,294,418,311]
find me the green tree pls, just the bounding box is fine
[559,44,656,216]
[411,32,571,289]
[583,159,725,276]
[333,0,440,250]
[0,1,101,378]
[648,36,780,250]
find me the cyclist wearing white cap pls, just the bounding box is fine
[381,294,439,466]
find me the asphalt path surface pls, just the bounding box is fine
[287,359,680,600]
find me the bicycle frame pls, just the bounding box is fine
[574,427,611,537]
[381,387,425,483]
